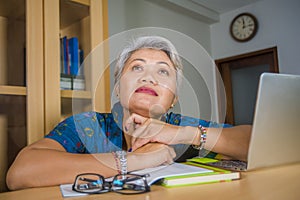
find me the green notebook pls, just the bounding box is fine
[161,160,240,187]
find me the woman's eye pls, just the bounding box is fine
[132,65,143,71]
[158,69,169,76]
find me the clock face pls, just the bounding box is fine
[230,13,258,42]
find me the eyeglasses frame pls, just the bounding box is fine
[72,172,151,195]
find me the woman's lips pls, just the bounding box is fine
[135,86,158,96]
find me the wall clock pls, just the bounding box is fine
[230,13,258,42]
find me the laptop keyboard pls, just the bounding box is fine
[207,160,248,171]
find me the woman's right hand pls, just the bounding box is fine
[128,143,176,171]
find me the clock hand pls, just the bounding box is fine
[242,18,245,29]
[245,23,254,28]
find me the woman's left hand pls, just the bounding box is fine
[124,113,196,151]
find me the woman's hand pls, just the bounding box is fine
[128,143,176,171]
[124,113,199,151]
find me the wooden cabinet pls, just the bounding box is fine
[44,0,110,133]
[0,0,43,191]
[0,0,109,191]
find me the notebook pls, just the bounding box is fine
[197,73,300,171]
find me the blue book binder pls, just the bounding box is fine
[62,36,68,74]
[78,49,84,76]
[68,37,79,75]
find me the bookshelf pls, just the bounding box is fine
[0,86,27,96]
[44,0,110,134]
[0,0,109,191]
[0,0,43,192]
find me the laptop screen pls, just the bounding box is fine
[247,73,300,170]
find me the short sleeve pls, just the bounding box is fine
[165,112,232,128]
[45,111,123,154]
[45,115,87,153]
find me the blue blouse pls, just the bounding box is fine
[45,103,231,158]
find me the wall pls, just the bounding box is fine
[108,0,211,52]
[107,0,300,122]
[211,0,300,75]
[107,0,221,121]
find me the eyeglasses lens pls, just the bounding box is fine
[112,174,149,194]
[75,174,104,193]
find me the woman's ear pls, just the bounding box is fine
[170,96,178,108]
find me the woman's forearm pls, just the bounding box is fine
[129,120,251,162]
[205,125,252,161]
[179,124,251,161]
[6,147,118,190]
[6,140,176,190]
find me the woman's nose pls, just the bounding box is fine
[140,73,158,85]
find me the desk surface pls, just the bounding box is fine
[1,163,299,200]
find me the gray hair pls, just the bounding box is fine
[114,36,183,94]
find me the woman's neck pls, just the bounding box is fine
[122,109,132,151]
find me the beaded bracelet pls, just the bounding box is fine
[192,125,207,156]
[115,150,127,175]
[112,152,121,174]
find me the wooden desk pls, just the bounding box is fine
[1,163,299,200]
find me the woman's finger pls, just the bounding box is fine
[131,138,151,151]
[124,113,148,133]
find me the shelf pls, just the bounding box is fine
[0,0,25,19]
[61,89,91,99]
[0,85,26,96]
[60,0,89,29]
[70,0,90,6]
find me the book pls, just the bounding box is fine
[78,49,84,76]
[60,76,72,90]
[61,36,69,75]
[60,74,85,90]
[73,77,85,90]
[60,37,65,75]
[132,162,213,185]
[160,161,240,187]
[60,162,212,197]
[60,36,84,77]
[68,37,79,76]
[60,162,240,197]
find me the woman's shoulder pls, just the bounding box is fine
[165,112,232,127]
[165,112,204,126]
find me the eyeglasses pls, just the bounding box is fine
[72,173,151,195]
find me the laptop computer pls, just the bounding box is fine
[200,72,300,171]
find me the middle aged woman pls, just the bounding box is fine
[6,36,251,190]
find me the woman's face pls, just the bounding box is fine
[118,49,177,118]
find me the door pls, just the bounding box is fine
[215,47,279,125]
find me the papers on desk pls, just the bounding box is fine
[60,184,87,197]
[60,163,212,197]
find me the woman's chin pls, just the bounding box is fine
[129,103,167,118]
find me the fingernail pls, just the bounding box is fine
[124,126,128,132]
[128,148,132,152]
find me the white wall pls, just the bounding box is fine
[107,0,300,122]
[108,0,220,121]
[108,0,211,52]
[211,0,300,75]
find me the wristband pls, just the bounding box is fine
[112,152,120,174]
[192,125,207,156]
[116,150,127,175]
